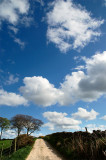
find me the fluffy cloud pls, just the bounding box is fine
[59,71,85,105]
[43,111,81,131]
[59,51,106,105]
[100,115,106,120]
[20,76,63,107]
[20,51,106,107]
[0,89,28,106]
[72,108,99,120]
[0,0,30,25]
[0,53,105,108]
[46,0,104,52]
[83,124,106,133]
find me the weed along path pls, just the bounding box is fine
[26,139,65,160]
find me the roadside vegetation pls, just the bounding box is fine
[0,134,36,160]
[0,114,43,160]
[44,130,106,160]
[7,145,32,160]
[7,135,36,160]
[0,114,106,160]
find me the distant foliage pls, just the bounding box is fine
[39,136,45,138]
[44,130,106,160]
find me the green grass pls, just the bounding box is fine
[0,140,12,150]
[7,145,32,160]
[0,137,36,160]
[4,138,37,160]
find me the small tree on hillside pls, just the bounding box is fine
[0,117,10,140]
[11,115,25,136]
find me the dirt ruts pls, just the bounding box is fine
[26,139,65,160]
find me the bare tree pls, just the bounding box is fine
[11,114,43,136]
[23,115,43,136]
[11,115,25,136]
[0,117,10,139]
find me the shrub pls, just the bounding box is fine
[12,134,34,150]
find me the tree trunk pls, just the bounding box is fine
[18,129,21,136]
[0,128,3,140]
[27,128,29,136]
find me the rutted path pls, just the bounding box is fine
[26,139,65,160]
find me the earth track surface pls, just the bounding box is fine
[26,139,65,160]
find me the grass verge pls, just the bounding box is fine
[6,137,36,160]
[6,145,32,160]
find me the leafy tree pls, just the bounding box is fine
[0,117,10,139]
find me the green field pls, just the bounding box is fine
[0,140,12,150]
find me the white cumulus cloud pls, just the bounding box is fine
[43,111,81,131]
[59,51,106,105]
[20,51,106,107]
[72,108,99,120]
[20,76,63,107]
[46,0,104,52]
[0,89,28,106]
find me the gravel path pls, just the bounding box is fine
[26,139,65,160]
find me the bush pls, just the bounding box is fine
[12,134,34,150]
[44,131,106,160]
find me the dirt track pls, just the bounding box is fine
[26,139,64,160]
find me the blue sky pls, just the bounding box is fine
[0,0,106,138]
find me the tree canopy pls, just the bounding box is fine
[0,117,10,139]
